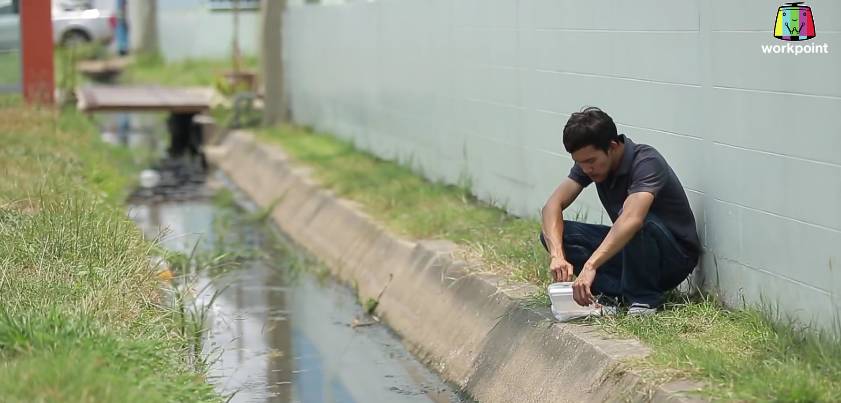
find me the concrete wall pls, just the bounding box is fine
[280,0,841,330]
[129,0,260,61]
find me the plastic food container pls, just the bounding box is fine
[548,282,599,322]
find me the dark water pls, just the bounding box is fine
[128,182,470,403]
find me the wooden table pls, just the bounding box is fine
[76,85,214,113]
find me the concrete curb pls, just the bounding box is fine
[207,131,707,403]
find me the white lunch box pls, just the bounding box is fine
[548,282,601,322]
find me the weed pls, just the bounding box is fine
[363,298,379,315]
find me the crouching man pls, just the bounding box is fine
[540,107,700,315]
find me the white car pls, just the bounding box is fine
[0,0,115,50]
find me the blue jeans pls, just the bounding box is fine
[540,215,696,307]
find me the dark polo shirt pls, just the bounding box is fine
[568,135,701,261]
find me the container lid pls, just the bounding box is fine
[547,282,573,297]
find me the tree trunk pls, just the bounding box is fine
[232,0,240,74]
[260,0,288,125]
[133,0,159,55]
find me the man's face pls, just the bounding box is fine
[571,144,616,183]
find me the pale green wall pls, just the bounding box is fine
[281,0,841,329]
[129,0,260,61]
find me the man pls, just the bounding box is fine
[540,107,700,315]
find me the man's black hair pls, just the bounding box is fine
[562,107,619,154]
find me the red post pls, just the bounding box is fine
[21,0,54,104]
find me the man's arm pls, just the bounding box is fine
[541,178,584,281]
[585,192,654,270]
[572,191,655,305]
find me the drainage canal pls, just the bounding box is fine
[103,112,471,403]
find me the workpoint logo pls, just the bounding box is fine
[762,2,829,54]
[773,2,815,41]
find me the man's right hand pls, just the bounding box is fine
[549,257,574,282]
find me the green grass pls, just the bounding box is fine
[121,54,258,88]
[259,125,553,286]
[0,50,21,85]
[258,124,841,401]
[597,295,841,401]
[54,43,113,99]
[0,97,219,402]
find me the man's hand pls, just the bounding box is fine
[572,265,596,306]
[549,257,574,282]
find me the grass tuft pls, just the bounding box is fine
[0,97,218,402]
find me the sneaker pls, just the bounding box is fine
[598,304,619,316]
[627,302,657,316]
[595,295,620,316]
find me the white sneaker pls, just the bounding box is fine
[627,302,657,316]
[598,304,619,316]
[595,295,620,316]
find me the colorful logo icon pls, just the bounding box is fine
[774,2,816,41]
